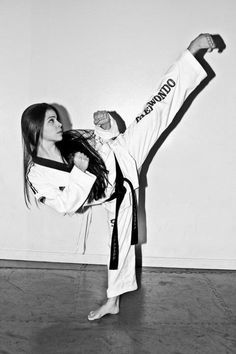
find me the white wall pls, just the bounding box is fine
[0,0,235,269]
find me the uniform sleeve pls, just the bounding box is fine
[28,166,96,215]
[94,113,120,142]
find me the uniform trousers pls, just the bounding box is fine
[105,50,206,298]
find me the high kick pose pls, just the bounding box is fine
[21,34,219,320]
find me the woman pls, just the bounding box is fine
[21,34,218,320]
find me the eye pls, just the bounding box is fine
[48,118,55,124]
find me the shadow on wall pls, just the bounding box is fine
[51,103,73,131]
[109,111,127,133]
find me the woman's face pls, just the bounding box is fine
[41,109,63,143]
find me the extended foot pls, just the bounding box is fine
[88,296,120,321]
[188,33,217,56]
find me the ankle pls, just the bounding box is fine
[187,41,200,56]
[107,296,119,305]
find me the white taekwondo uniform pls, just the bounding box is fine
[28,50,207,298]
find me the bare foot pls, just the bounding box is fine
[88,296,120,321]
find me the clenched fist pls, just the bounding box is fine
[73,152,89,172]
[93,110,111,130]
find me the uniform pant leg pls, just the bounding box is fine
[105,190,138,298]
[117,50,207,169]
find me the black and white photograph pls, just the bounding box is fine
[0,0,235,353]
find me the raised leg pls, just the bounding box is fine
[117,34,216,170]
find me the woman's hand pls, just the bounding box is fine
[93,110,111,130]
[188,33,216,55]
[73,152,89,172]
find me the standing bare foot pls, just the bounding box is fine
[88,296,120,321]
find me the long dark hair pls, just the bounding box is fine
[21,103,109,207]
[57,130,109,203]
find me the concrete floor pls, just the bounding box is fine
[0,262,236,354]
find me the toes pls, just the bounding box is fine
[88,311,102,321]
[88,313,95,321]
[88,311,96,319]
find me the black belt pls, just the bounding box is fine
[106,156,138,270]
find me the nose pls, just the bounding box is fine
[57,121,62,128]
